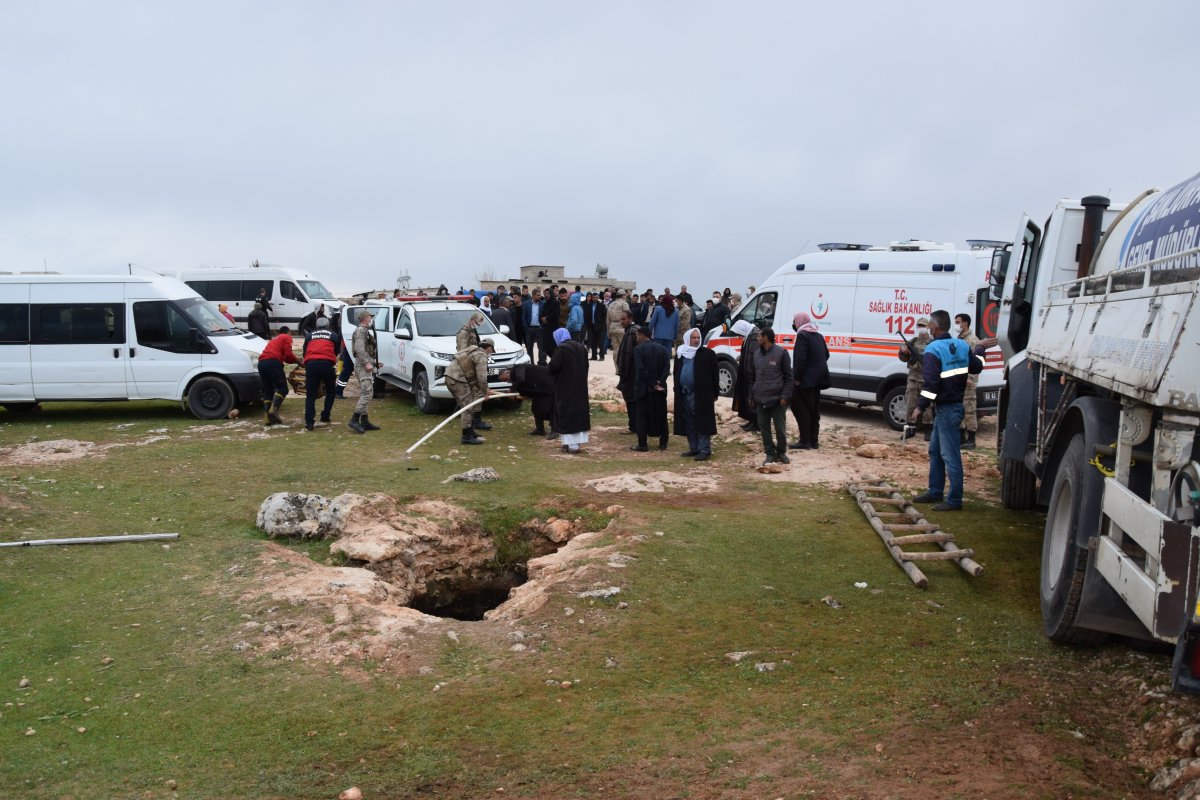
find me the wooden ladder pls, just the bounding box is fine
[846,477,983,588]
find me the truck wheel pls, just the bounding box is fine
[1000,448,1038,510]
[413,370,445,415]
[1041,433,1108,644]
[881,385,907,431]
[186,377,235,420]
[717,360,737,398]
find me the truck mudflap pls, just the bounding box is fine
[1173,619,1200,695]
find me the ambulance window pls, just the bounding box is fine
[737,292,777,329]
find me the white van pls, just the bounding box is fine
[0,274,266,419]
[708,240,1006,429]
[174,265,345,327]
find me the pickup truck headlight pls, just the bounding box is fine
[429,351,455,361]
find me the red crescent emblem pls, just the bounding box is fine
[810,293,829,320]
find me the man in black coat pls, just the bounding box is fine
[788,311,832,450]
[614,310,638,434]
[630,326,669,451]
[702,298,730,335]
[489,298,514,338]
[540,288,561,361]
[673,328,720,461]
[509,363,555,437]
[585,293,608,360]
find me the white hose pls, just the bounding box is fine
[0,533,180,548]
[405,392,519,456]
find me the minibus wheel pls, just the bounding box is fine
[187,377,236,420]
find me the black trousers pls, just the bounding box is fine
[258,359,288,402]
[305,360,337,425]
[541,326,558,361]
[789,387,821,445]
[634,393,668,448]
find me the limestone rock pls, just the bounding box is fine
[442,467,501,484]
[256,492,368,540]
[855,443,891,459]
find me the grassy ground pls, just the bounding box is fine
[0,395,1173,798]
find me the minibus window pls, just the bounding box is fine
[134,302,209,353]
[298,280,335,300]
[191,280,239,301]
[0,304,30,343]
[32,304,125,344]
[241,282,273,301]
[281,281,305,301]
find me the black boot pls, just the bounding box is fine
[472,412,492,431]
[961,430,976,450]
[462,427,484,445]
[266,393,285,426]
[348,413,365,434]
[360,415,381,431]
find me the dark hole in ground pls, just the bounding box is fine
[408,566,530,621]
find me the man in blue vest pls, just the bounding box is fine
[910,309,992,511]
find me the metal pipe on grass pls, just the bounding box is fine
[0,533,180,548]
[404,392,519,458]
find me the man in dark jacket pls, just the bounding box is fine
[510,363,555,437]
[702,297,730,335]
[507,295,525,347]
[585,293,608,360]
[489,298,514,337]
[247,302,271,339]
[911,309,988,511]
[788,311,831,451]
[746,327,793,465]
[302,318,340,430]
[298,303,326,337]
[540,287,561,361]
[614,310,638,434]
[630,326,669,451]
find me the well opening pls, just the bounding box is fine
[407,566,530,621]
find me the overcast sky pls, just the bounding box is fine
[2,1,1197,294]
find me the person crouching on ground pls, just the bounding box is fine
[259,326,297,426]
[445,339,500,445]
[302,317,340,431]
[548,327,590,453]
[746,327,793,466]
[910,309,991,511]
[510,362,556,438]
[788,311,831,450]
[673,327,719,461]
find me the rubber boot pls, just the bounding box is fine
[462,427,484,445]
[266,393,285,426]
[348,413,365,434]
[472,412,492,431]
[360,415,381,431]
[961,430,976,450]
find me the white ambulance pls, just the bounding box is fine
[707,240,1007,429]
[174,264,345,328]
[0,273,265,419]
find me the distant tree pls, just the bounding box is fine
[473,267,498,286]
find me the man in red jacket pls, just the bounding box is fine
[259,326,298,426]
[302,318,341,431]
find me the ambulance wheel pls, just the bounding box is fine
[187,377,235,420]
[881,385,907,431]
[1041,433,1107,645]
[717,360,737,398]
[413,369,447,415]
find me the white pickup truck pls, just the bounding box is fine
[340,299,529,413]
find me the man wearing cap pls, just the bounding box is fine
[606,291,630,366]
[456,311,484,353]
[898,317,933,439]
[348,310,381,434]
[445,340,501,445]
[954,313,981,450]
[302,317,341,431]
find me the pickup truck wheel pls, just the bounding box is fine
[413,370,445,415]
[1041,434,1107,645]
[717,359,736,398]
[187,377,235,420]
[881,384,907,431]
[2,403,40,413]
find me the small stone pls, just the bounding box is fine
[510,643,527,652]
[24,728,34,736]
[76,727,86,734]
[853,582,868,589]
[821,595,843,609]
[653,531,664,536]
[100,656,113,665]
[332,604,352,625]
[725,651,754,663]
[418,666,434,675]
[545,679,559,687]
[232,641,252,653]
[616,601,629,610]
[166,779,177,790]
[560,681,572,689]
[338,788,363,800]
[605,656,619,668]
[754,662,776,672]
[563,607,574,616]
[446,630,459,643]
[17,677,30,688]
[855,443,890,459]
[874,743,884,753]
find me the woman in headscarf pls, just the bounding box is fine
[479,294,493,316]
[647,291,678,353]
[673,327,719,461]
[548,326,591,453]
[788,311,831,450]
[729,320,759,433]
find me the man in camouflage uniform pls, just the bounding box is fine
[348,310,381,434]
[606,290,631,366]
[898,316,933,439]
[955,312,980,449]
[445,340,496,445]
[456,310,484,352]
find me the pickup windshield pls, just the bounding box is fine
[298,280,335,300]
[415,310,499,337]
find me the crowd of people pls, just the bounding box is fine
[247,283,994,511]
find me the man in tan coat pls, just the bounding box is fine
[606,291,631,366]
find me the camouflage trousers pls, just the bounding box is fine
[961,374,978,432]
[905,373,932,424]
[353,366,374,415]
[447,377,485,429]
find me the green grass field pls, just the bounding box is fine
[0,396,1175,798]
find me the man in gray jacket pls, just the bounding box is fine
[746,327,793,465]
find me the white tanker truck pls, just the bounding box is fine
[993,170,1200,692]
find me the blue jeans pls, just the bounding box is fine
[680,390,711,455]
[927,402,965,506]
